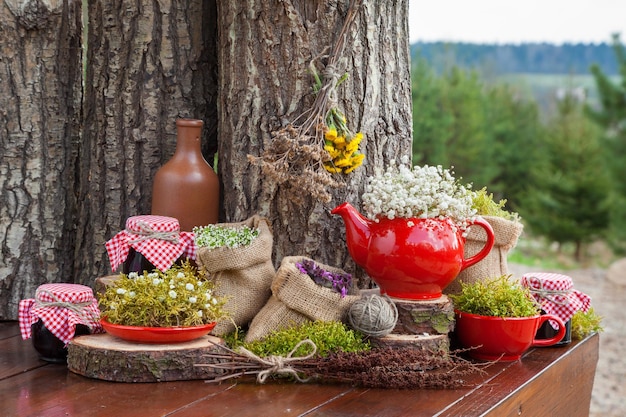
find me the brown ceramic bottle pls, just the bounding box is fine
[151,119,219,232]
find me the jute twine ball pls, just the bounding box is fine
[347,294,398,337]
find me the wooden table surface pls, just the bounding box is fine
[0,321,599,417]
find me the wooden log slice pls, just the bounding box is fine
[94,275,120,299]
[67,333,228,383]
[372,333,450,354]
[391,295,455,335]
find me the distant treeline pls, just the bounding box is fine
[411,41,620,75]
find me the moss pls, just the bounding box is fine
[472,187,520,221]
[450,275,539,317]
[232,321,370,358]
[571,307,603,339]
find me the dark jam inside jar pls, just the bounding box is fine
[122,248,158,275]
[535,311,572,346]
[31,319,91,363]
[122,248,190,275]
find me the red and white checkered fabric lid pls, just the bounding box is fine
[521,272,591,329]
[105,215,196,272]
[18,283,103,345]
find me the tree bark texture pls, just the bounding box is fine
[75,0,218,285]
[0,0,82,319]
[218,0,413,283]
[0,0,412,317]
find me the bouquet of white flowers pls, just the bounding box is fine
[361,156,476,230]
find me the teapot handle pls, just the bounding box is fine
[461,217,495,270]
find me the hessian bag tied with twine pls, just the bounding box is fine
[445,215,523,295]
[195,215,275,336]
[245,256,361,343]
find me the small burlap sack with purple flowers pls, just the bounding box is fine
[196,215,275,336]
[445,216,523,295]
[245,256,361,342]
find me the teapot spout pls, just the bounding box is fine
[331,202,372,268]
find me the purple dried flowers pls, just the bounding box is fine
[296,259,352,298]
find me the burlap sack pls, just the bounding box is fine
[245,256,361,342]
[196,215,274,336]
[445,216,524,295]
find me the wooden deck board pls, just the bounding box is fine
[0,322,599,417]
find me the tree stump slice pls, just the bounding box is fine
[391,295,455,335]
[67,333,228,382]
[372,333,450,353]
[94,275,120,298]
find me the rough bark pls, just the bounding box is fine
[392,296,456,335]
[0,0,82,319]
[75,0,218,284]
[218,0,413,284]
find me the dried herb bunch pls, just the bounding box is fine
[247,1,364,204]
[296,259,352,297]
[197,342,487,389]
[248,124,342,204]
[197,321,487,389]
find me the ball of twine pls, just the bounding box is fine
[348,293,398,337]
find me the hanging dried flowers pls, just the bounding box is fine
[247,1,365,204]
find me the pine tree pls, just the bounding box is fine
[525,93,610,260]
[585,34,626,249]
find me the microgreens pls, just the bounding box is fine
[193,224,260,250]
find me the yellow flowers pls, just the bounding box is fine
[323,108,365,174]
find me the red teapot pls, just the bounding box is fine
[332,202,495,300]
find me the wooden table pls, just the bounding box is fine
[0,321,598,417]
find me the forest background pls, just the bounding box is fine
[410,36,626,267]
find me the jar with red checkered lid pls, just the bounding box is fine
[18,283,102,363]
[521,272,591,346]
[105,215,197,274]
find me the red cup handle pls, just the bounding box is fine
[532,314,566,347]
[461,216,495,270]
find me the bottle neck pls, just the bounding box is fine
[173,121,204,162]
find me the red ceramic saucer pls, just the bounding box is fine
[100,318,216,343]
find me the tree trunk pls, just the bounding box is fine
[218,0,413,284]
[0,0,82,319]
[0,0,411,317]
[75,0,218,284]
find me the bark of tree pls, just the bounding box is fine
[75,0,218,285]
[0,0,82,319]
[218,0,413,284]
[0,0,411,318]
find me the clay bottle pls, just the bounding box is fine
[151,119,219,232]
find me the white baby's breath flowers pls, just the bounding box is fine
[362,161,476,230]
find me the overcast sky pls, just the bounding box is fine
[408,0,626,44]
